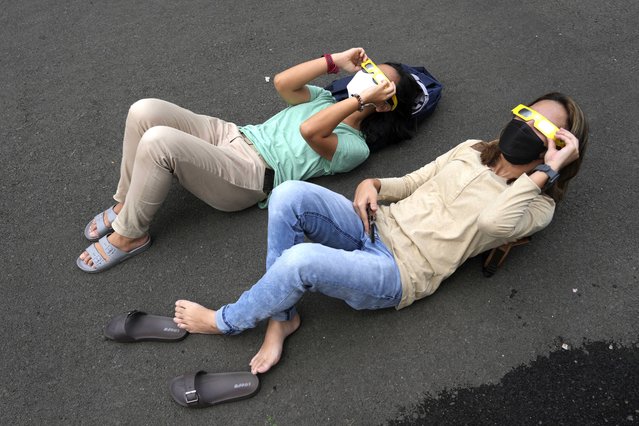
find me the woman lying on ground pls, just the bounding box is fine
[173,92,589,375]
[77,47,421,273]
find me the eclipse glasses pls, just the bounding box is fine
[361,59,398,111]
[511,104,564,148]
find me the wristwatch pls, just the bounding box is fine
[533,164,560,191]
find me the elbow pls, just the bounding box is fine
[299,121,315,143]
[273,73,287,94]
[477,212,515,239]
[299,122,333,160]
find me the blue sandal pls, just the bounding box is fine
[84,206,118,242]
[76,234,151,273]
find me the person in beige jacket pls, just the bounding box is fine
[173,92,589,375]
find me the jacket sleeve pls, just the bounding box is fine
[377,140,481,202]
[477,173,556,239]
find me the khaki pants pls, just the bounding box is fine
[111,98,267,238]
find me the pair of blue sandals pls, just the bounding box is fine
[77,206,152,273]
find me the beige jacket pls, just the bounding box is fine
[376,140,556,309]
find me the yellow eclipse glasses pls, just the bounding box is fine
[511,104,564,148]
[361,59,398,111]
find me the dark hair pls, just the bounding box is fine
[359,63,421,152]
[477,92,589,203]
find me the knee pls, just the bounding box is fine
[136,126,175,160]
[269,181,312,213]
[277,244,319,275]
[128,98,164,123]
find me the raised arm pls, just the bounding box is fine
[299,78,395,160]
[273,48,368,106]
[478,129,580,239]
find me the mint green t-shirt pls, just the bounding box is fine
[240,85,370,207]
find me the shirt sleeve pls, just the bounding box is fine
[328,127,370,173]
[306,85,332,103]
[378,140,481,202]
[477,173,556,239]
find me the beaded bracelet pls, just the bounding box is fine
[350,94,365,112]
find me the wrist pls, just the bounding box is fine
[323,54,340,74]
[533,164,560,190]
[350,94,365,112]
[544,161,560,172]
[371,178,381,192]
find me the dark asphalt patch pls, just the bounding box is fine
[389,340,639,425]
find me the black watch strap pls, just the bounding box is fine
[533,164,559,191]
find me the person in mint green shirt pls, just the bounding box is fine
[240,84,372,207]
[77,47,421,273]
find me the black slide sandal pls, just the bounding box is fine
[169,371,260,408]
[104,310,188,342]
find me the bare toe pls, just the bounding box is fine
[172,300,220,334]
[249,315,300,374]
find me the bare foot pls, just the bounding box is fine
[79,232,149,267]
[87,203,124,240]
[250,314,301,374]
[173,300,222,334]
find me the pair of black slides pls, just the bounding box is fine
[104,310,260,408]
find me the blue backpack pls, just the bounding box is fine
[324,64,443,125]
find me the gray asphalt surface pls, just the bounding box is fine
[2,0,638,424]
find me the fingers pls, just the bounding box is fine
[351,47,366,62]
[353,199,370,233]
[546,128,580,170]
[353,193,371,232]
[352,180,379,233]
[555,128,579,152]
[361,79,395,104]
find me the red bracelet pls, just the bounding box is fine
[323,54,340,74]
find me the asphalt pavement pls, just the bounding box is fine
[2,0,638,424]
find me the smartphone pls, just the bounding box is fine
[367,206,376,243]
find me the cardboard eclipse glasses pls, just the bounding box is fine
[511,104,564,148]
[361,59,398,111]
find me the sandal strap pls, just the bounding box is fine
[182,370,207,405]
[99,234,125,258]
[85,235,125,268]
[85,241,108,268]
[109,310,144,342]
[94,206,117,236]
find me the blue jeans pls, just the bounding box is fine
[215,181,402,335]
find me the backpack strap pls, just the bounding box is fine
[482,237,531,277]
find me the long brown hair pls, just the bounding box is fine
[475,93,589,203]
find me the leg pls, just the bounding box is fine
[218,242,402,332]
[79,125,265,270]
[114,98,243,201]
[174,242,400,372]
[87,98,240,239]
[254,181,376,373]
[113,125,265,236]
[265,181,367,269]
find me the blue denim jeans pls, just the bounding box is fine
[215,181,402,335]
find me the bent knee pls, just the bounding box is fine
[136,126,179,159]
[128,98,166,122]
[271,181,308,201]
[277,243,321,271]
[269,181,311,211]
